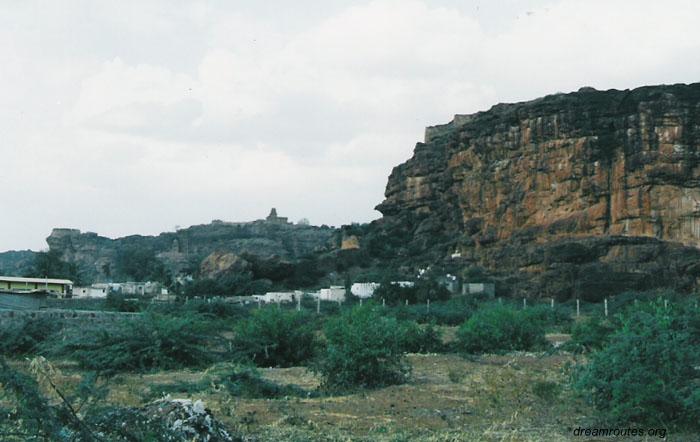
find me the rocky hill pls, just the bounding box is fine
[46,209,337,283]
[0,250,36,276]
[374,83,700,299]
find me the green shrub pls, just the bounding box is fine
[231,307,319,367]
[456,305,547,354]
[398,320,443,353]
[0,318,62,356]
[574,301,700,429]
[194,299,249,319]
[314,304,410,390]
[105,292,144,312]
[50,313,215,373]
[389,296,474,326]
[564,316,615,352]
[524,305,573,331]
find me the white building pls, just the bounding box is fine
[319,286,346,302]
[73,281,168,298]
[72,285,109,298]
[350,282,380,298]
[253,291,301,304]
[462,283,495,298]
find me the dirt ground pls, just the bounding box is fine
[49,352,607,441]
[6,334,694,441]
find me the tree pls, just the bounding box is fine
[314,304,410,390]
[574,301,700,429]
[231,308,318,367]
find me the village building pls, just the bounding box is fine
[253,290,301,304]
[318,285,346,302]
[350,282,380,298]
[462,282,495,298]
[72,281,168,299]
[437,274,460,294]
[72,284,110,298]
[0,276,73,296]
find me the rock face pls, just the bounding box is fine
[47,213,336,283]
[200,252,251,279]
[0,250,36,276]
[376,83,700,298]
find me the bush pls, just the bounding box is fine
[574,301,700,429]
[389,296,474,326]
[105,292,144,312]
[0,318,62,356]
[193,299,249,319]
[231,307,319,368]
[50,313,216,373]
[374,278,451,306]
[398,320,443,353]
[524,305,573,332]
[564,316,615,352]
[314,304,410,390]
[456,305,547,354]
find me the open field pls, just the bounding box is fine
[5,351,686,441]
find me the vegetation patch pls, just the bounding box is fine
[314,304,410,390]
[231,307,319,368]
[574,300,700,429]
[456,304,547,354]
[48,313,216,374]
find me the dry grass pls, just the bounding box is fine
[6,353,693,441]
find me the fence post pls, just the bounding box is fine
[550,298,554,309]
[316,296,320,314]
[576,298,580,317]
[297,295,301,312]
[382,298,385,308]
[604,298,608,317]
[664,299,668,309]
[523,298,527,309]
[405,299,408,306]
[360,298,363,306]
[257,299,261,309]
[427,298,430,313]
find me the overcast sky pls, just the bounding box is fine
[2,0,700,251]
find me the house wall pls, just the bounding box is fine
[1,281,67,294]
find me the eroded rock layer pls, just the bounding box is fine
[376,83,700,298]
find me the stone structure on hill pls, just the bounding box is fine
[265,208,289,224]
[375,83,700,298]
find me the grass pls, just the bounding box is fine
[6,351,696,440]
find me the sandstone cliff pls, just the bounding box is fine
[376,83,700,298]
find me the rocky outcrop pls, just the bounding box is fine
[0,250,37,276]
[200,252,251,279]
[47,212,337,283]
[376,83,700,298]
